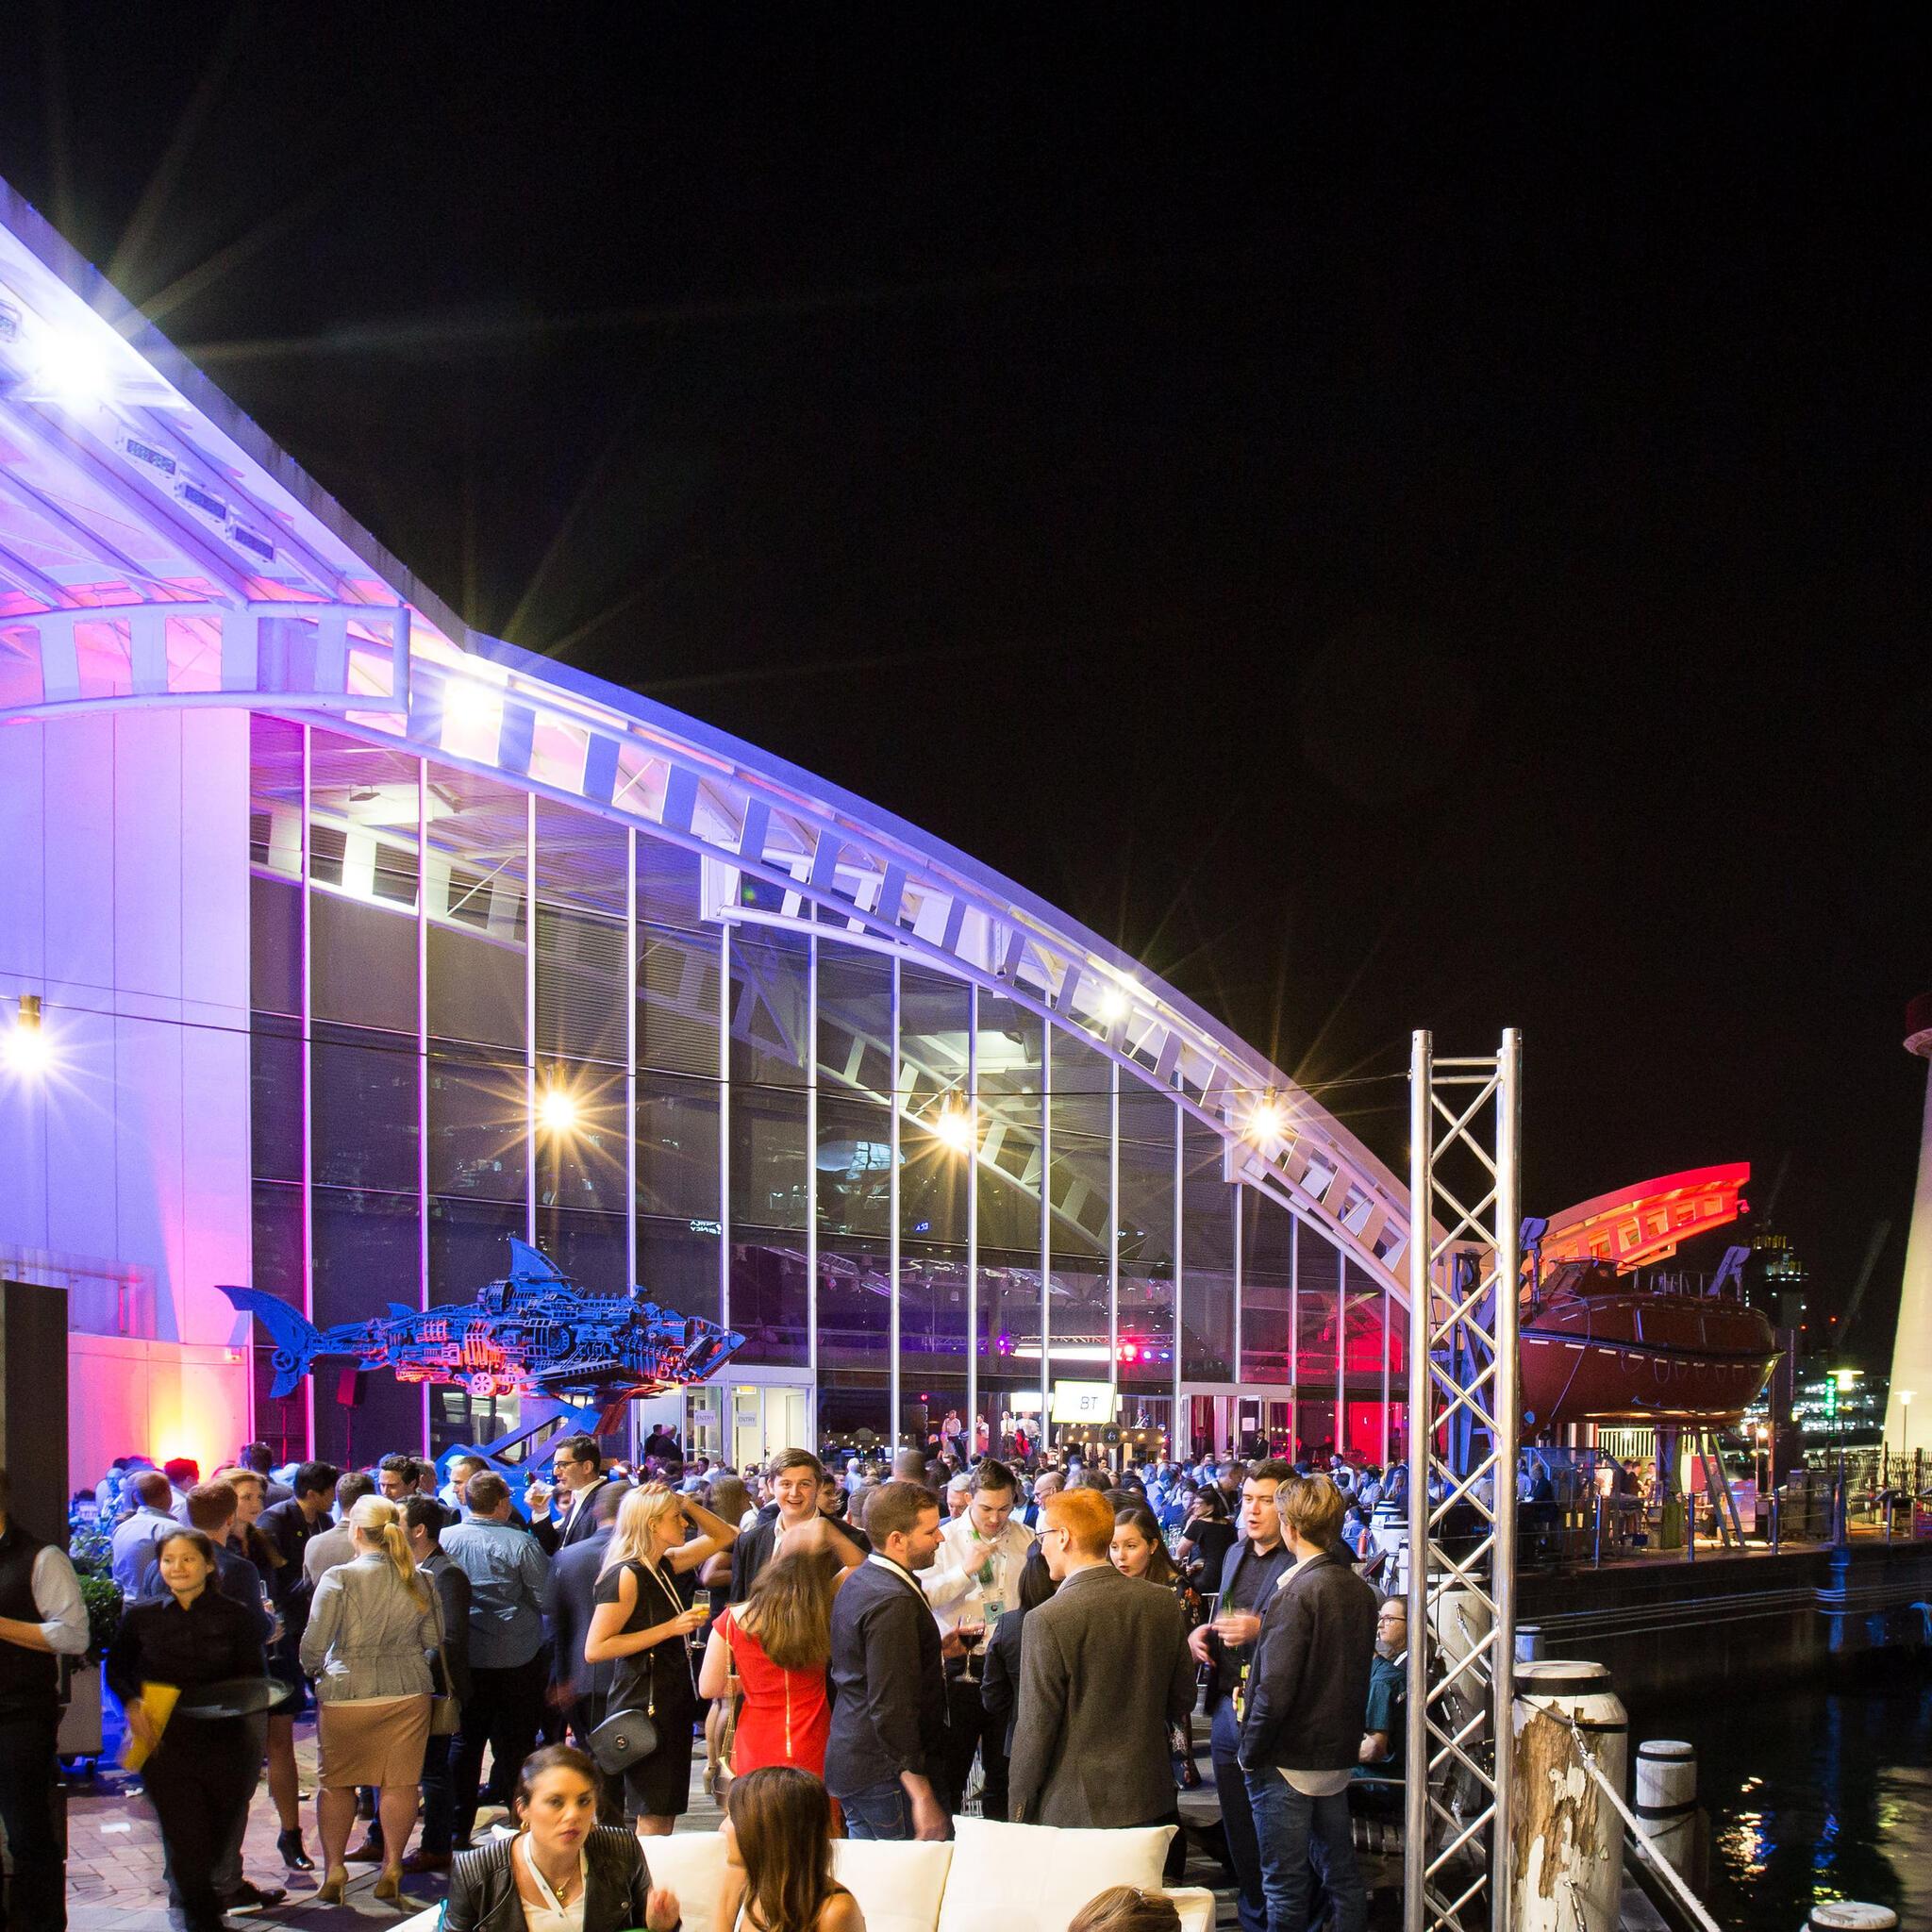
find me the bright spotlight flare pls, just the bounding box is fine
[538,1086,578,1132]
[1246,1090,1289,1142]
[3,993,48,1075]
[931,1102,974,1153]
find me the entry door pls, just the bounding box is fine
[730,1383,812,1474]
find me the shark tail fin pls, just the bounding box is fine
[217,1285,324,1400]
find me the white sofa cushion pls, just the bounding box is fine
[831,1836,956,1932]
[1164,1887,1215,1932]
[641,1827,731,1932]
[934,1816,1177,1932]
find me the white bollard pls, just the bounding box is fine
[1805,1907,1898,1930]
[1511,1659,1629,1932]
[1634,1740,1697,1882]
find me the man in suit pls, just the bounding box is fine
[543,1478,629,1821]
[529,1434,611,1555]
[1238,1475,1377,1932]
[824,1480,955,1840]
[727,1448,865,1602]
[1008,1487,1193,1830]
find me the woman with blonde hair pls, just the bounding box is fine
[697,1547,836,1781]
[585,1482,738,1834]
[299,1492,441,1901]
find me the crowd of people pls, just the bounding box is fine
[0,1436,1420,1932]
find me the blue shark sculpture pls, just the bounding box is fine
[220,1238,743,1428]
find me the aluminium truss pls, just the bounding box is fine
[1405,1030,1522,1932]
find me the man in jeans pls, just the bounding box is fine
[824,1480,957,1840]
[441,1471,551,1848]
[1238,1475,1377,1932]
[1187,1459,1294,1932]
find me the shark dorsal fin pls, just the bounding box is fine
[508,1236,565,1283]
[388,1303,418,1322]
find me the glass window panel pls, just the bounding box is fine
[251,878,301,1017]
[311,890,417,1033]
[729,931,809,1088]
[311,1187,424,1462]
[731,1084,808,1231]
[637,1073,721,1223]
[534,1207,628,1294]
[428,924,525,1051]
[901,1243,969,1382]
[537,1058,626,1215]
[251,1018,303,1184]
[1384,1290,1409,1464]
[1340,1265,1392,1463]
[1240,1191,1294,1387]
[1118,1086,1175,1271]
[905,1380,969,1461]
[637,924,720,1076]
[1295,1220,1343,1458]
[1046,1257,1108,1377]
[817,1233,891,1372]
[901,1118,967,1249]
[636,835,705,933]
[311,1024,417,1193]
[818,1373,890,1453]
[536,903,626,1064]
[1181,1120,1233,1380]
[638,1213,719,1330]
[816,949,891,1100]
[899,969,968,1118]
[1118,1269,1175,1390]
[428,1196,524,1307]
[817,1096,891,1239]
[729,1238,810,1369]
[1049,1020,1111,1098]
[977,1262,1041,1381]
[427,1048,527,1201]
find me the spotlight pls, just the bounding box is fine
[442,676,503,734]
[1095,986,1130,1026]
[4,993,48,1075]
[25,319,114,409]
[1247,1092,1288,1142]
[538,1087,578,1133]
[931,1105,974,1154]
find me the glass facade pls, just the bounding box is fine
[247,717,1406,1464]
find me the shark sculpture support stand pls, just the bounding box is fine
[221,1236,744,1501]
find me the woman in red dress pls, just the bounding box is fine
[697,1546,837,1782]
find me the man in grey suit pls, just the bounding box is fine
[1008,1487,1194,1830]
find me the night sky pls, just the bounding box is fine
[5,11,1928,1352]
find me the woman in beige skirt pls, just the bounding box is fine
[300,1493,441,1902]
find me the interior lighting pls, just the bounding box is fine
[4,993,48,1075]
[537,1086,578,1133]
[442,676,502,733]
[1096,985,1131,1025]
[931,1104,974,1154]
[1247,1091,1288,1142]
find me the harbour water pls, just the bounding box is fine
[1628,1664,1932,1930]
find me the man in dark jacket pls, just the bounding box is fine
[727,1448,865,1602]
[529,1435,612,1556]
[544,1480,629,1819]
[390,1497,475,1874]
[1238,1475,1376,1932]
[824,1480,954,1840]
[1008,1488,1193,1829]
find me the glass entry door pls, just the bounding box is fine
[730,1383,810,1474]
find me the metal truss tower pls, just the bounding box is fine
[1404,1030,1523,1932]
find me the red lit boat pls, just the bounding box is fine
[1517,1163,1778,1434]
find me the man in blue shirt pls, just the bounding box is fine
[441,1470,551,1848]
[109,1470,180,1592]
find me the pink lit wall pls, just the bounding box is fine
[0,708,256,1490]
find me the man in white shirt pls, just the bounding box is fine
[922,1458,1036,1820]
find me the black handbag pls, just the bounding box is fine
[589,1698,658,1773]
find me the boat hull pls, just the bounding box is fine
[1519,1290,1777,1433]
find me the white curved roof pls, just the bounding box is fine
[0,173,1413,1294]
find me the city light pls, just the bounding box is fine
[931,1104,974,1153]
[3,993,48,1075]
[537,1086,578,1133]
[1096,985,1131,1025]
[1247,1091,1288,1141]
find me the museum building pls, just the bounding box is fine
[0,177,1417,1487]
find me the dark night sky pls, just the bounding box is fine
[5,10,1929,1352]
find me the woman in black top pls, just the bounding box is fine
[105,1529,270,1932]
[1175,1488,1236,1591]
[585,1485,737,1833]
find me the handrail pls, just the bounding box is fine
[1558,1714,1723,1932]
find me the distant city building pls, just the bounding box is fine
[1747,1228,1810,1330]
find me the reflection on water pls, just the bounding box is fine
[1628,1671,1932,1930]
